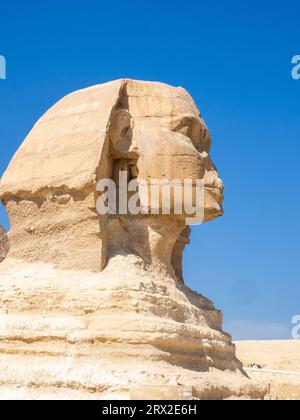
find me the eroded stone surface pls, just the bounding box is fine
[0,226,8,263]
[0,80,266,400]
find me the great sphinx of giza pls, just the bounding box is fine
[0,80,265,400]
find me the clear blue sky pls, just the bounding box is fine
[0,0,299,340]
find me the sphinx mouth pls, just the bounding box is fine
[204,206,224,222]
[204,186,223,192]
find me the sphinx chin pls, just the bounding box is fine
[203,192,224,222]
[205,203,224,220]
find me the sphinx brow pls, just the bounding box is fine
[172,115,201,130]
[180,114,200,123]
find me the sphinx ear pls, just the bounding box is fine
[109,108,133,155]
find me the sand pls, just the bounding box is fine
[235,340,300,371]
[235,340,300,400]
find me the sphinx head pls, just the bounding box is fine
[107,80,223,223]
[0,79,223,278]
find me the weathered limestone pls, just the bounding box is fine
[0,226,8,263]
[0,80,266,400]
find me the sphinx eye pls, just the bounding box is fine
[172,115,211,153]
[177,124,190,137]
[173,116,194,137]
[173,116,207,152]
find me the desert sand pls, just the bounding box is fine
[235,340,300,400]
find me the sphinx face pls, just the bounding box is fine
[125,81,224,222]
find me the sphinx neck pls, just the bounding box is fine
[106,215,189,279]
